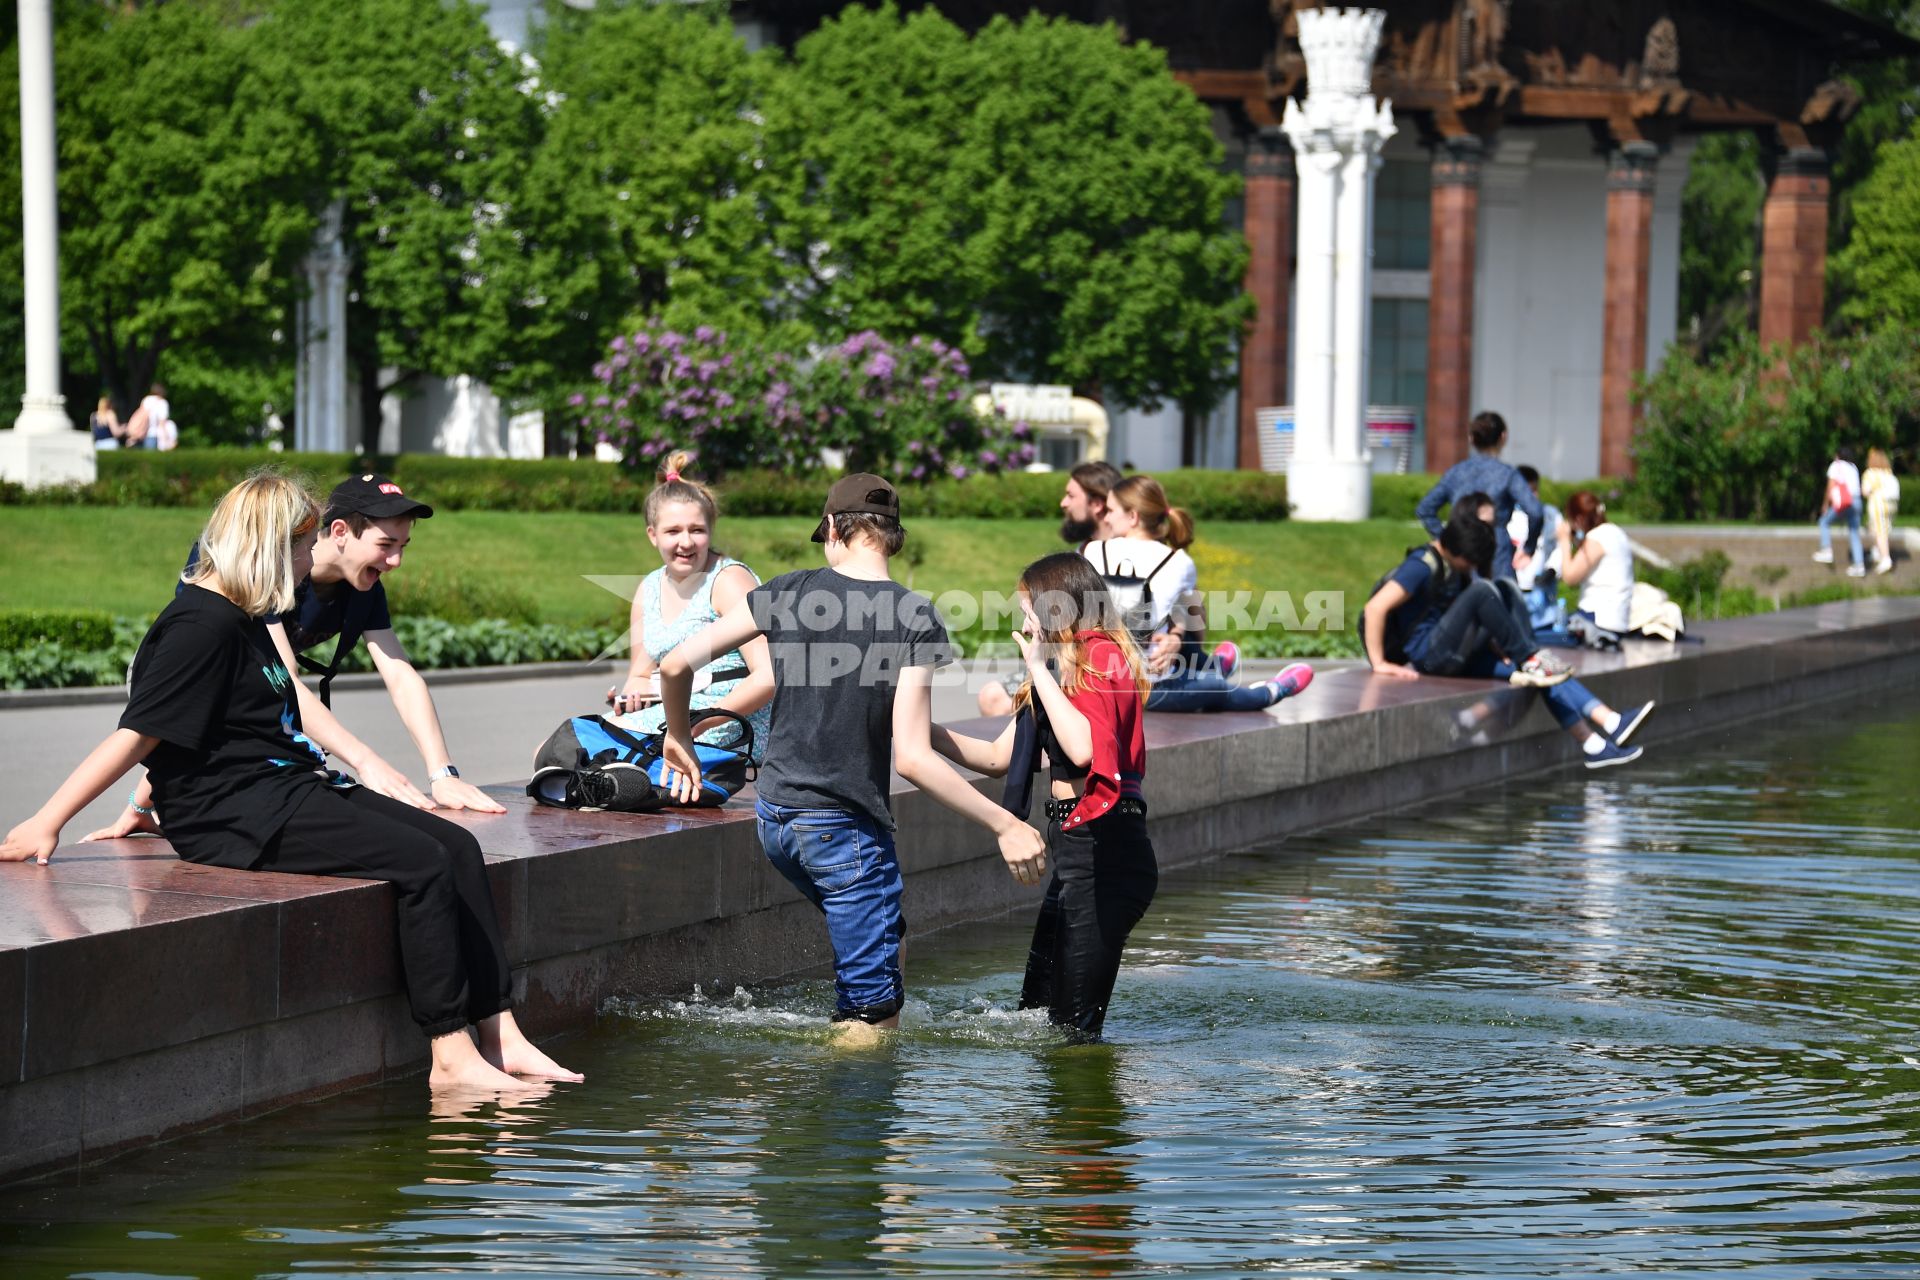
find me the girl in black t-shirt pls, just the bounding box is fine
[1,473,579,1093]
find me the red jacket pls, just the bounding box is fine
[1058,632,1147,831]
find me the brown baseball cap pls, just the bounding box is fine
[811,472,901,542]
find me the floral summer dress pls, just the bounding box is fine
[612,556,769,763]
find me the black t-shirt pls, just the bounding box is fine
[180,542,391,656]
[747,568,954,830]
[121,586,352,869]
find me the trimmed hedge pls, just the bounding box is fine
[1369,472,1636,522]
[0,449,1295,520]
[0,608,117,651]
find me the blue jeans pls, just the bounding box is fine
[755,799,905,1023]
[1485,659,1605,730]
[1145,667,1275,712]
[1819,506,1864,568]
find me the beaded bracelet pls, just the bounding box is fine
[127,788,157,818]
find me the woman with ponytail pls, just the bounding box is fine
[929,553,1158,1039]
[1,471,577,1092]
[1088,474,1311,713]
[608,452,772,759]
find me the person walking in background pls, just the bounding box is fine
[1814,445,1867,578]
[88,396,124,450]
[1556,491,1636,641]
[928,553,1158,1041]
[1415,411,1544,581]
[607,451,772,760]
[1088,474,1310,712]
[1863,448,1900,576]
[125,382,170,450]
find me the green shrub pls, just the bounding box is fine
[1634,328,1920,521]
[0,608,117,651]
[1637,550,1770,621]
[0,451,1293,521]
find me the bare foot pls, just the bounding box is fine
[477,1011,585,1083]
[429,1056,545,1094]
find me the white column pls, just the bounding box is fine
[0,0,92,487]
[324,248,348,452]
[1280,7,1393,522]
[295,203,349,453]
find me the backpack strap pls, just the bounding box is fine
[294,589,376,708]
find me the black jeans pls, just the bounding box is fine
[1411,578,1539,676]
[259,786,513,1039]
[1019,807,1159,1040]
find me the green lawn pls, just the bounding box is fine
[0,507,1424,638]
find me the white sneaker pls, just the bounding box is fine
[1877,558,1895,575]
[1812,548,1834,564]
[1510,652,1573,688]
[1847,564,1867,578]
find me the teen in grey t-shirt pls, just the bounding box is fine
[654,474,1047,1035]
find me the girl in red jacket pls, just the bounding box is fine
[932,553,1156,1039]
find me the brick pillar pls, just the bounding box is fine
[1238,127,1293,471]
[1425,137,1482,472]
[1600,142,1658,479]
[1759,147,1830,351]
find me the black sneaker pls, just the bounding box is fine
[569,763,662,812]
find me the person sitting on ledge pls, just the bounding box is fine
[0,471,578,1091]
[605,450,772,760]
[95,472,506,842]
[1088,473,1311,712]
[1361,505,1652,768]
[1555,490,1636,644]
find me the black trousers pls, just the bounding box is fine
[1413,578,1538,676]
[1019,808,1158,1041]
[259,786,513,1039]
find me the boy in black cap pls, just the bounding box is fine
[93,474,505,839]
[653,473,1048,1040]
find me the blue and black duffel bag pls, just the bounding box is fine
[526,710,757,811]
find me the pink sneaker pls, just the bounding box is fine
[1265,661,1313,702]
[1212,640,1240,679]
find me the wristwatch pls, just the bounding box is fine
[429,764,461,783]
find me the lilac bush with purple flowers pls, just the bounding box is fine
[576,324,1035,481]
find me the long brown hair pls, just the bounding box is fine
[1108,474,1194,550]
[1563,489,1607,533]
[1012,553,1147,705]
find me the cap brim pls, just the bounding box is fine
[361,497,434,520]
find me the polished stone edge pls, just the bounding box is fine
[5,598,1920,1184]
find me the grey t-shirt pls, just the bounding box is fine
[747,567,954,830]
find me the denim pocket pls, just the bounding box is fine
[791,822,867,895]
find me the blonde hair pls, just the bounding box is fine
[1012,553,1148,706]
[1868,448,1892,472]
[1109,474,1194,550]
[182,470,321,617]
[644,450,719,528]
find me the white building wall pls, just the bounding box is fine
[1470,125,1687,481]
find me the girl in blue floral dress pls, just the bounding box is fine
[609,453,772,761]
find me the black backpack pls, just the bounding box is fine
[1089,541,1181,648]
[1359,545,1457,664]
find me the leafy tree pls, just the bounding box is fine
[1833,120,1920,327]
[503,0,801,430]
[255,0,540,440]
[0,2,317,424]
[1677,132,1764,354]
[763,3,1251,411]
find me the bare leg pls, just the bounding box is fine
[477,1010,585,1082]
[431,1029,544,1093]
